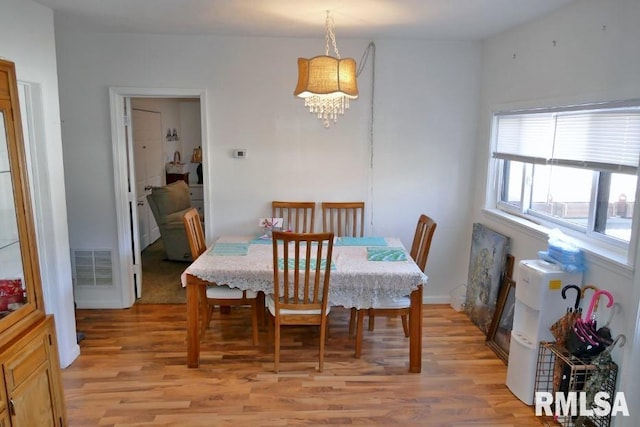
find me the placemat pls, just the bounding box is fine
[277,258,336,270]
[366,247,408,261]
[336,236,388,246]
[249,237,272,245]
[209,242,249,256]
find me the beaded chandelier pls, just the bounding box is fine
[294,11,359,128]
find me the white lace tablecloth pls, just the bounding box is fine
[182,236,428,309]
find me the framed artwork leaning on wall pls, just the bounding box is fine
[486,275,516,364]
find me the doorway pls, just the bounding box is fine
[131,97,202,304]
[109,87,209,308]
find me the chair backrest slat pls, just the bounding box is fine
[321,202,365,237]
[183,208,206,259]
[272,201,316,233]
[272,231,334,312]
[410,214,437,272]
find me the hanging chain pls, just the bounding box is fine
[324,11,341,58]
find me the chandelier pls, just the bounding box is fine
[294,11,359,128]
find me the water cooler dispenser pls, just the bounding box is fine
[506,259,583,405]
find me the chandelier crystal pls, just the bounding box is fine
[294,11,359,128]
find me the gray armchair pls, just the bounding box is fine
[146,180,195,262]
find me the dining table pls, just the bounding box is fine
[182,235,428,373]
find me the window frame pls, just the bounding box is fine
[488,100,640,267]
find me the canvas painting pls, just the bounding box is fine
[464,223,511,335]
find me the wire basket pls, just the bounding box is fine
[535,342,617,427]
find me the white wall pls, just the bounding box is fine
[475,0,640,424]
[54,31,481,306]
[0,0,78,367]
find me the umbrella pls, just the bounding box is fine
[574,334,626,427]
[593,301,620,347]
[556,290,616,423]
[550,284,583,394]
[566,290,614,359]
[584,289,614,326]
[581,285,600,312]
[550,284,582,346]
[582,289,615,346]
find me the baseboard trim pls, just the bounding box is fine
[423,295,452,304]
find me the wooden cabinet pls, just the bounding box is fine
[3,317,64,426]
[0,59,67,426]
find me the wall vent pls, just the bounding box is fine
[72,249,113,287]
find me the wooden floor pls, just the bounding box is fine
[63,304,546,427]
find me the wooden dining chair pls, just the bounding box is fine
[272,201,316,233]
[182,208,260,345]
[321,202,365,237]
[321,201,365,335]
[354,214,437,358]
[267,231,334,373]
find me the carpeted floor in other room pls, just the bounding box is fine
[138,239,188,304]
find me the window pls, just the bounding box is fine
[492,102,640,252]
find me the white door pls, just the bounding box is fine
[132,109,162,249]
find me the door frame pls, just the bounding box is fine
[109,87,209,307]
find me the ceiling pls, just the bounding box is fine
[33,0,576,41]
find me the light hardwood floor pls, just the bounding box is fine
[63,304,546,426]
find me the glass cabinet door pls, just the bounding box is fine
[0,60,42,332]
[0,111,25,318]
[0,108,26,318]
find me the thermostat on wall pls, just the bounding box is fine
[233,149,247,159]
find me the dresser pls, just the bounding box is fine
[189,184,204,217]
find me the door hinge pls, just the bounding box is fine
[124,115,131,126]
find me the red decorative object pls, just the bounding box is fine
[0,279,25,311]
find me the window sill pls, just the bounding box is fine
[481,208,634,279]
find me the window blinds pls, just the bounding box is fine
[493,105,640,174]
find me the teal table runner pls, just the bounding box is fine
[366,247,408,261]
[337,236,387,246]
[277,258,335,270]
[251,237,323,246]
[249,237,328,246]
[209,242,249,256]
[249,237,272,245]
